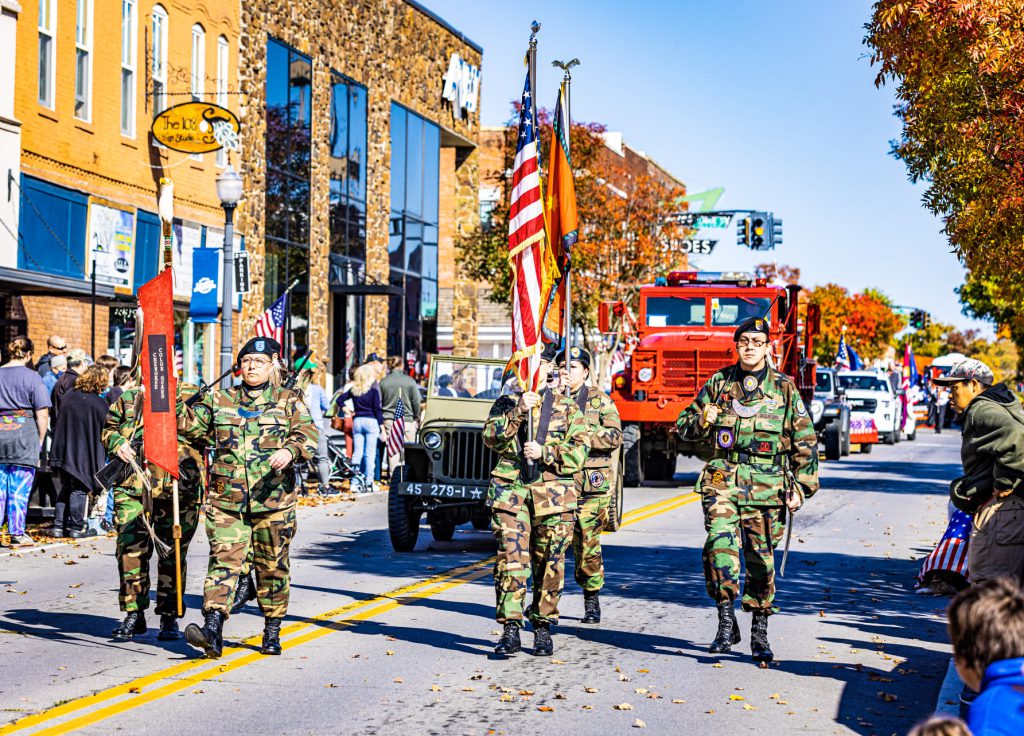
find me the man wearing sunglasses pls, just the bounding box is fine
[35,335,67,379]
[676,316,819,663]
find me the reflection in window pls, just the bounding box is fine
[710,297,772,326]
[151,5,168,115]
[329,73,367,263]
[645,297,706,327]
[389,103,439,362]
[264,38,312,354]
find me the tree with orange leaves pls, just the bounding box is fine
[807,283,905,364]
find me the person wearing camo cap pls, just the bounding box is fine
[936,358,1024,585]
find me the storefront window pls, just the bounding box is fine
[264,38,311,356]
[388,103,439,361]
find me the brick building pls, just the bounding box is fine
[439,126,687,359]
[2,0,481,387]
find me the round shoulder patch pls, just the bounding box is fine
[796,400,807,416]
[741,375,758,393]
[591,396,603,409]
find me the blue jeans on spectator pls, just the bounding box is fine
[351,417,380,488]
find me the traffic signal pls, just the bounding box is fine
[770,216,783,249]
[737,217,749,247]
[908,309,931,329]
[749,212,768,249]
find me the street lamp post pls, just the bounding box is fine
[216,164,243,388]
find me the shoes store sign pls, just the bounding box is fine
[151,102,240,154]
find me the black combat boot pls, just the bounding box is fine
[750,611,774,663]
[184,610,224,659]
[582,591,601,624]
[111,611,147,641]
[493,623,521,655]
[708,601,741,654]
[532,622,554,657]
[230,572,257,614]
[157,614,180,641]
[261,618,283,655]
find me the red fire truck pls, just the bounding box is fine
[599,271,820,485]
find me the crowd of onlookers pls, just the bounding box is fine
[0,336,424,546]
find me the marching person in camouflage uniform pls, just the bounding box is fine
[103,384,206,642]
[676,316,818,663]
[178,337,317,658]
[558,346,622,624]
[483,344,590,657]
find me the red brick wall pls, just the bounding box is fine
[18,296,110,359]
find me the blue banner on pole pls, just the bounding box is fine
[190,248,220,323]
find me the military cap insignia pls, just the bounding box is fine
[590,397,603,409]
[710,470,725,485]
[742,375,758,393]
[589,471,605,486]
[755,319,764,330]
[716,428,735,449]
[570,346,582,359]
[255,339,265,352]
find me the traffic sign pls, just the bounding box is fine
[234,251,250,294]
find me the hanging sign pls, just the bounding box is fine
[442,54,479,114]
[151,102,241,154]
[86,197,136,295]
[189,248,220,324]
[234,250,250,294]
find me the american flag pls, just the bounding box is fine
[505,70,549,390]
[386,397,406,467]
[917,508,971,585]
[836,333,852,371]
[254,293,288,349]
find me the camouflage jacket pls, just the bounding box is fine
[676,363,819,506]
[571,386,623,495]
[178,384,317,513]
[482,388,590,515]
[102,385,206,502]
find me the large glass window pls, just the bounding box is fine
[388,104,439,360]
[120,0,136,136]
[151,6,168,115]
[74,0,92,120]
[38,0,56,108]
[264,39,312,355]
[329,73,367,263]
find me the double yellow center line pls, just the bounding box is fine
[2,491,698,735]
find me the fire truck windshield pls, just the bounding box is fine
[645,296,705,327]
[710,297,773,326]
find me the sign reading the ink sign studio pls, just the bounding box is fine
[151,102,240,154]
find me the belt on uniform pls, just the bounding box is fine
[714,450,785,466]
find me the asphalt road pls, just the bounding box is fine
[1,433,962,735]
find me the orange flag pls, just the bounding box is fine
[138,269,179,478]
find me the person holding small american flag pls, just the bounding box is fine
[379,356,421,475]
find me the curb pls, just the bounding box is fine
[935,657,963,718]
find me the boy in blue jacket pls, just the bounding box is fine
[948,578,1024,736]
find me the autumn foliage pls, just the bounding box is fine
[807,283,905,363]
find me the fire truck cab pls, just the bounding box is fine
[599,271,819,485]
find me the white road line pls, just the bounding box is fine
[0,541,70,558]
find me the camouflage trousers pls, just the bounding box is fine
[114,489,200,615]
[702,494,783,614]
[202,504,297,619]
[492,503,574,626]
[572,493,610,593]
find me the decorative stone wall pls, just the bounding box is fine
[236,0,481,367]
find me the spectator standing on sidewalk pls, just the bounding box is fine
[299,359,334,495]
[35,335,67,379]
[51,348,88,421]
[335,363,383,492]
[42,354,66,394]
[938,358,1024,585]
[49,365,112,537]
[0,337,51,546]
[936,385,951,433]
[380,356,421,465]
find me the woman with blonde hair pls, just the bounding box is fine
[334,362,383,491]
[0,336,51,546]
[49,365,113,538]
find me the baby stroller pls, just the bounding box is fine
[327,435,372,493]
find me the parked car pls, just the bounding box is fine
[837,370,904,445]
[809,367,851,460]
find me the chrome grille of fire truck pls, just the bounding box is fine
[661,350,734,392]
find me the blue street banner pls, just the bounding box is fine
[190,247,219,323]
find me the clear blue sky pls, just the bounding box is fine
[427,0,990,335]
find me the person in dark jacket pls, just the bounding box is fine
[50,348,88,422]
[334,363,383,491]
[938,359,1024,584]
[49,365,111,538]
[35,335,67,379]
[948,578,1024,736]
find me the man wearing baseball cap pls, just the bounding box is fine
[937,358,1024,585]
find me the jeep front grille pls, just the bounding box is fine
[850,398,878,413]
[661,350,733,393]
[441,430,498,483]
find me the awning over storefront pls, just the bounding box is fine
[328,254,403,296]
[0,267,116,299]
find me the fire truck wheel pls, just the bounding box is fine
[823,421,842,461]
[644,452,676,482]
[622,424,642,486]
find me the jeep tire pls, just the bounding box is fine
[823,420,842,461]
[387,467,421,552]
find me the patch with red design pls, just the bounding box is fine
[755,440,773,455]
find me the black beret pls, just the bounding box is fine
[733,317,770,342]
[540,342,559,363]
[237,336,282,361]
[364,352,384,364]
[556,345,592,370]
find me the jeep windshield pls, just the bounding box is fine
[838,375,890,392]
[816,371,834,394]
[430,360,504,400]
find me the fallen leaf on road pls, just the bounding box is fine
[646,693,661,699]
[551,659,566,665]
[729,695,745,701]
[637,669,649,673]
[618,674,632,682]
[671,699,686,704]
[537,706,553,712]
[64,560,77,565]
[519,690,534,696]
[818,611,826,617]
[191,689,204,694]
[393,678,403,683]
[742,704,758,710]
[430,685,442,692]
[128,687,140,694]
[66,594,75,599]
[635,688,648,694]
[470,674,484,680]
[769,693,781,699]
[462,687,475,692]
[385,636,397,641]
[633,719,646,728]
[878,692,897,703]
[614,703,634,711]
[325,683,338,688]
[705,710,716,714]
[711,663,723,669]
[584,687,598,693]
[582,705,592,710]
[554,693,567,700]
[385,650,395,656]
[69,583,82,588]
[499,694,514,702]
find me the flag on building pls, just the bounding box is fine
[917,508,971,586]
[541,80,578,345]
[138,269,179,478]
[254,293,288,350]
[386,397,406,470]
[505,70,549,389]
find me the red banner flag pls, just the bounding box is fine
[138,269,179,478]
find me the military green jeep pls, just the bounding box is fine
[387,355,625,552]
[388,356,507,551]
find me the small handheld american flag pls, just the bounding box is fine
[254,293,288,349]
[917,508,970,585]
[387,397,406,468]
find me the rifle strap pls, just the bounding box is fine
[575,386,589,415]
[534,390,556,447]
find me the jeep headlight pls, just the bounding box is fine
[422,431,442,450]
[810,400,824,424]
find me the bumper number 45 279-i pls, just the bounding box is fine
[396,483,486,500]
